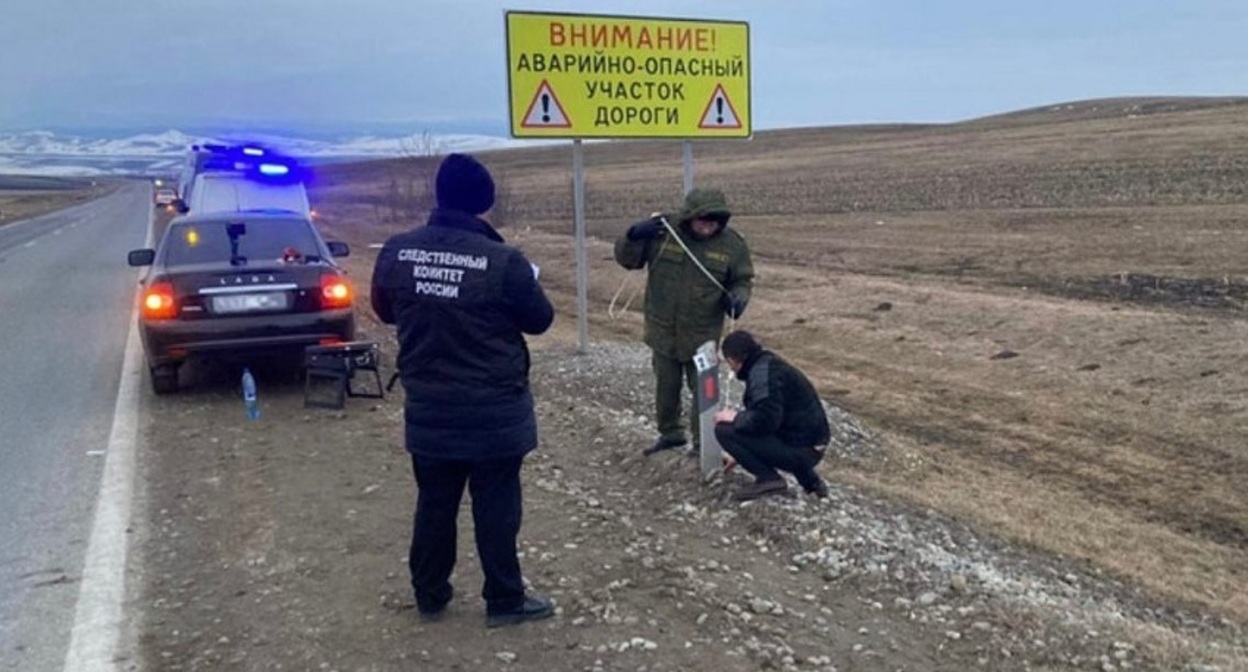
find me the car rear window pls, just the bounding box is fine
[163,218,321,267]
[191,175,309,215]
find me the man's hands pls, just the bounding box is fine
[721,293,747,318]
[626,213,667,240]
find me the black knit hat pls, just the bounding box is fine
[435,153,495,215]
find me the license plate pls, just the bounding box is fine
[212,292,289,314]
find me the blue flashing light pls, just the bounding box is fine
[258,163,290,177]
[191,142,305,184]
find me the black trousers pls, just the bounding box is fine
[409,454,526,614]
[714,423,824,492]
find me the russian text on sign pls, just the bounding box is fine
[549,23,718,52]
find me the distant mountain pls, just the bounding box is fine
[0,129,533,177]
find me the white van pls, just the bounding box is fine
[188,172,311,215]
[175,144,311,216]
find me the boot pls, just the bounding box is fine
[486,594,555,628]
[643,436,687,456]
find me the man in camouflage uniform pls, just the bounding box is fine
[614,188,755,455]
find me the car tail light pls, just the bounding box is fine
[320,273,352,309]
[142,282,178,319]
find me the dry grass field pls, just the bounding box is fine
[0,176,113,224]
[310,96,1248,626]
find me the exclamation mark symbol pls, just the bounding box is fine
[716,96,724,124]
[541,94,551,123]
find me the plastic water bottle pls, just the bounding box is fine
[242,367,260,420]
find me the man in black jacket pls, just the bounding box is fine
[370,153,556,628]
[713,330,831,501]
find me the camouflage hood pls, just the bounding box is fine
[676,188,731,226]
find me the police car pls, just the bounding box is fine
[127,208,356,394]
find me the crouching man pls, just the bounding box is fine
[713,330,831,501]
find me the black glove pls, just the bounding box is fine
[721,293,747,319]
[626,215,665,240]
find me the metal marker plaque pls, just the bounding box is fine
[693,339,723,477]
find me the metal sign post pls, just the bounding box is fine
[572,140,589,352]
[682,140,694,195]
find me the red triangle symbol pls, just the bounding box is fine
[698,84,742,130]
[521,80,572,128]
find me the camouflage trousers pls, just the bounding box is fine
[651,349,699,446]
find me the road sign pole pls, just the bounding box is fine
[572,139,589,354]
[682,140,694,195]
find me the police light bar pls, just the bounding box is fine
[245,154,302,184]
[191,142,304,183]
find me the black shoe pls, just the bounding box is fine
[807,480,829,499]
[733,479,789,501]
[486,595,555,628]
[418,605,447,623]
[416,595,449,623]
[643,436,688,456]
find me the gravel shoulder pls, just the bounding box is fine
[132,337,1247,671]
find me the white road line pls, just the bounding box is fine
[60,306,141,672]
[62,195,151,672]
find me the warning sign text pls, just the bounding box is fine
[506,11,751,139]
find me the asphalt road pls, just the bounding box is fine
[0,182,150,670]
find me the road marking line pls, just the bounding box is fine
[61,304,141,672]
[62,193,152,672]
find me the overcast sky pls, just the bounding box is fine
[2,0,1245,137]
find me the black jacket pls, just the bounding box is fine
[370,208,554,459]
[732,350,831,448]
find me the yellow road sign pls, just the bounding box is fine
[505,11,751,139]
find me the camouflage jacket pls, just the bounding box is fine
[614,219,754,360]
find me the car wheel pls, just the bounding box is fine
[150,365,179,395]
